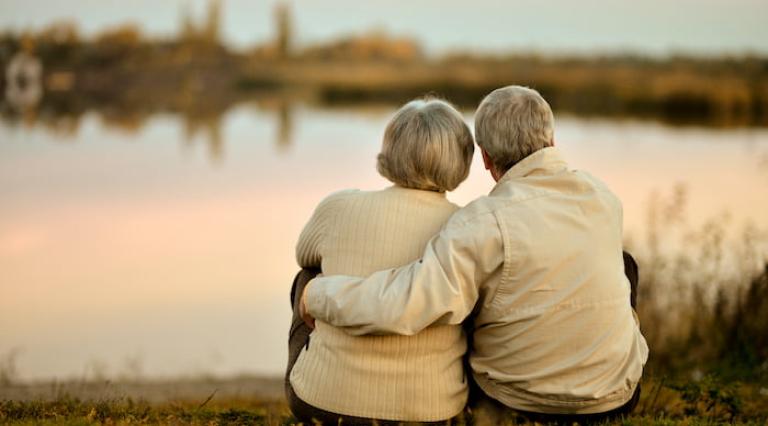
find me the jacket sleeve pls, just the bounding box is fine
[304,213,503,336]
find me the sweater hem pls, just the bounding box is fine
[290,375,467,422]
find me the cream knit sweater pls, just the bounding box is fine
[290,186,468,421]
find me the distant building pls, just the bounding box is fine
[204,0,222,45]
[180,3,196,40]
[274,2,293,58]
[179,0,222,45]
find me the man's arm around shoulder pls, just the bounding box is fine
[303,211,503,336]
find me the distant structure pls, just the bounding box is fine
[180,3,195,40]
[179,0,222,45]
[204,0,222,44]
[274,2,293,58]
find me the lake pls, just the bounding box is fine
[1,102,767,381]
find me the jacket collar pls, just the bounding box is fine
[491,147,568,192]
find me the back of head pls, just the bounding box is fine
[377,98,474,192]
[474,86,555,174]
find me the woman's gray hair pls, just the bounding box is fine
[377,98,474,192]
[474,86,554,173]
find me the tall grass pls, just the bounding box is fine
[631,185,768,381]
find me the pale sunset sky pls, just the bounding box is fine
[1,0,767,56]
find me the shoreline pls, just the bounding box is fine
[0,375,284,403]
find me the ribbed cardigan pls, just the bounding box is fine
[290,186,468,421]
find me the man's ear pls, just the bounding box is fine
[481,148,493,171]
[481,148,503,182]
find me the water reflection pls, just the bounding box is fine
[1,92,301,161]
[5,51,43,112]
[182,110,225,161]
[276,102,294,152]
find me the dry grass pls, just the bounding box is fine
[632,186,768,380]
[2,377,767,426]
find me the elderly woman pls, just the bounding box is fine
[286,98,474,424]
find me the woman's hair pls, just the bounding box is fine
[474,85,554,174]
[377,98,474,192]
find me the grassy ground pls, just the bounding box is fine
[2,375,767,425]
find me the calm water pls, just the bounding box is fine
[1,104,768,381]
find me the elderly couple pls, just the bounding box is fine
[285,86,649,425]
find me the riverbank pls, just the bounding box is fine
[0,375,282,403]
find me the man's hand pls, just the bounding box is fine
[299,282,315,329]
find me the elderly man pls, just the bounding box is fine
[301,86,648,423]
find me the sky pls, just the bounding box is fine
[1,0,768,56]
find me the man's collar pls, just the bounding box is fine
[491,147,568,191]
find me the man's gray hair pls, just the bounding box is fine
[377,98,474,192]
[475,86,554,173]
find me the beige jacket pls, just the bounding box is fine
[305,147,649,414]
[292,186,467,421]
